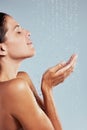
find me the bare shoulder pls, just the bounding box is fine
[6,77,34,111]
[0,78,33,114]
[17,71,30,79]
[8,78,54,130]
[7,77,31,96]
[0,77,29,94]
[17,71,28,75]
[1,76,54,130]
[17,71,34,88]
[11,77,28,89]
[0,77,32,107]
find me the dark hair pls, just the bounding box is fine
[0,12,9,43]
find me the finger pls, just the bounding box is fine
[51,62,66,72]
[53,76,64,86]
[66,54,78,65]
[53,62,75,86]
[54,67,72,82]
[52,66,73,86]
[50,54,77,75]
[67,55,77,69]
[57,54,77,75]
[64,64,75,78]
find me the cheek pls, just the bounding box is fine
[5,38,22,55]
[6,32,24,44]
[6,36,25,50]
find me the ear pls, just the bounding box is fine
[0,44,7,56]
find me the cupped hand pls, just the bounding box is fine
[41,54,78,89]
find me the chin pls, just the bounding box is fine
[27,50,36,58]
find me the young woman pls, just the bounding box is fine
[0,12,77,130]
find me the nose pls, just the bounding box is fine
[26,30,31,37]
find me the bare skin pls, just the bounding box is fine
[0,15,77,130]
[0,54,77,130]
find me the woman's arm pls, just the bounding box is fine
[17,54,77,130]
[41,54,77,130]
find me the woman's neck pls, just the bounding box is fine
[0,58,21,81]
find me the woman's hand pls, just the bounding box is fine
[41,54,78,90]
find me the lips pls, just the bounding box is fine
[27,41,34,48]
[27,41,32,45]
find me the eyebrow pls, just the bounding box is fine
[13,24,20,30]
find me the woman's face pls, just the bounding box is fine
[4,16,35,60]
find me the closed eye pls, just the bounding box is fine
[15,25,23,33]
[17,31,21,34]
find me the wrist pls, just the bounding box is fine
[41,81,53,95]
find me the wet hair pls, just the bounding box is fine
[0,12,9,43]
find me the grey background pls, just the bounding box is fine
[0,0,87,130]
